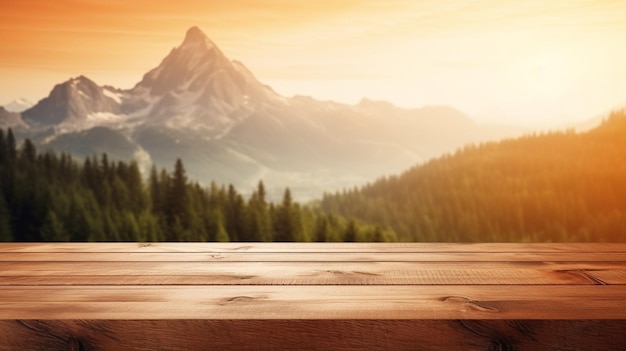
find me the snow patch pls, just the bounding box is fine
[87,112,125,122]
[225,146,264,166]
[78,90,90,99]
[4,98,34,112]
[103,89,122,104]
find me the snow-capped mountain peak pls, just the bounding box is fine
[3,98,34,113]
[125,26,275,134]
[11,26,521,201]
[134,26,232,96]
[182,26,216,48]
[22,75,122,127]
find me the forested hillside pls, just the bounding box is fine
[0,128,396,242]
[321,111,626,242]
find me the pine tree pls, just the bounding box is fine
[82,158,94,187]
[215,221,230,242]
[20,139,37,164]
[210,209,230,242]
[149,165,162,213]
[169,216,186,241]
[111,176,130,211]
[40,211,69,241]
[101,153,110,180]
[343,219,358,242]
[246,181,273,241]
[372,226,385,242]
[99,210,120,242]
[6,128,16,163]
[0,192,12,241]
[0,129,6,165]
[118,211,141,241]
[224,184,246,241]
[137,210,163,242]
[167,159,189,228]
[314,215,329,242]
[274,188,304,241]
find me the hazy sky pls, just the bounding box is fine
[1,0,626,126]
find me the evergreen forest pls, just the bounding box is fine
[0,128,396,242]
[4,111,626,242]
[322,111,626,242]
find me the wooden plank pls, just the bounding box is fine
[1,320,625,351]
[2,251,626,262]
[1,261,624,285]
[0,243,623,349]
[1,285,625,319]
[1,242,626,253]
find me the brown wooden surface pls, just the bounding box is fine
[2,285,626,319]
[2,320,626,351]
[2,261,626,285]
[2,242,626,252]
[0,243,625,350]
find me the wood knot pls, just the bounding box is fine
[326,270,347,275]
[66,337,84,351]
[441,295,499,313]
[556,269,607,285]
[218,295,267,306]
[441,295,472,303]
[319,270,380,276]
[488,338,514,351]
[226,296,256,302]
[227,245,253,251]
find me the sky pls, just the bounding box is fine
[1,0,626,126]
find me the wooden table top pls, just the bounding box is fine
[1,242,625,320]
[2,243,626,350]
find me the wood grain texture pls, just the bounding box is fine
[1,320,625,351]
[1,261,624,285]
[2,251,626,262]
[1,285,626,319]
[0,243,624,349]
[2,242,626,253]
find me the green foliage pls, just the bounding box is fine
[273,188,301,241]
[321,111,626,242]
[0,128,391,242]
[246,181,273,241]
[40,211,69,242]
[0,192,12,241]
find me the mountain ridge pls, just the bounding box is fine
[321,110,626,241]
[3,26,522,200]
[3,98,33,113]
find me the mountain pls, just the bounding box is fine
[0,106,27,129]
[321,110,626,242]
[127,26,274,134]
[23,76,122,128]
[13,26,522,200]
[3,98,33,113]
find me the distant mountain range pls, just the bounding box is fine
[1,26,522,200]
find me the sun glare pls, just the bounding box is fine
[523,52,568,96]
[1,0,626,125]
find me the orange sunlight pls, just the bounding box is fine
[1,0,626,126]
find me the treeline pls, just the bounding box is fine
[322,111,626,242]
[0,129,396,242]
